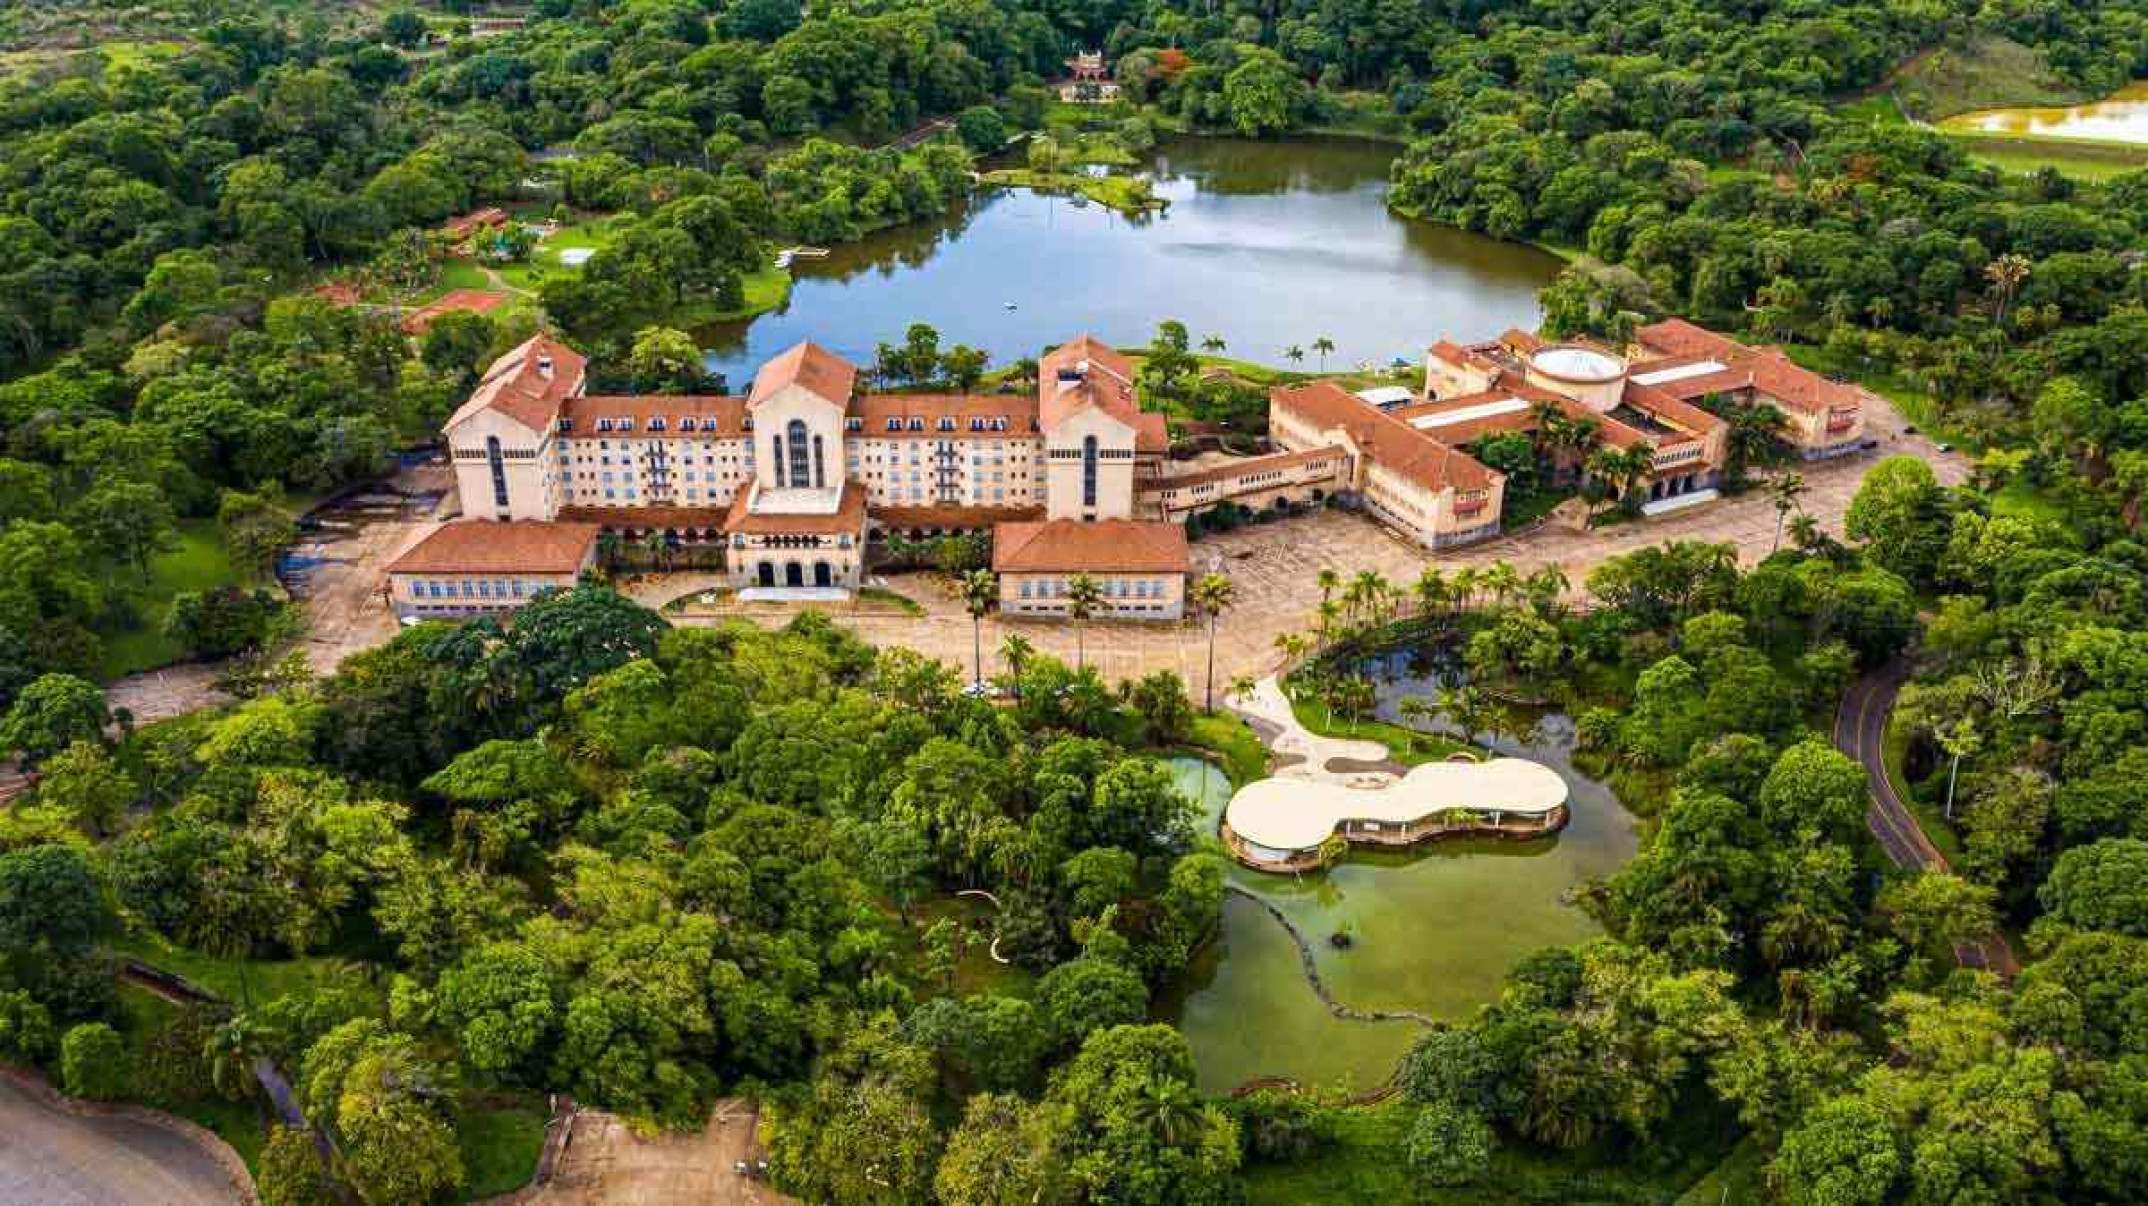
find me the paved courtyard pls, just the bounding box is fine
[669,407,1963,688]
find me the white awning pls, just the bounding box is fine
[1407,396,1528,429]
[1631,360,1727,386]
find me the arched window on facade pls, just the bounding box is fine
[771,434,786,487]
[485,435,509,509]
[787,419,812,488]
[1081,434,1099,508]
[812,434,826,488]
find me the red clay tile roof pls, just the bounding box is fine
[1632,321,1864,416]
[387,521,598,575]
[402,289,509,335]
[1271,381,1498,494]
[442,207,510,237]
[562,395,748,435]
[1149,447,1341,492]
[992,519,1190,574]
[1039,335,1141,432]
[1133,412,1169,454]
[849,393,1042,435]
[876,504,1045,530]
[448,334,587,434]
[556,505,729,531]
[723,481,869,536]
[750,340,858,406]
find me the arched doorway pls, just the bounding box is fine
[785,562,804,587]
[756,561,775,587]
[813,561,832,588]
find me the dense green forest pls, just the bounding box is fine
[1,0,2147,1202]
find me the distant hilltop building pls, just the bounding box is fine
[395,319,1868,624]
[1057,51,1120,104]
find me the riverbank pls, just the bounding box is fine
[975,166,1160,214]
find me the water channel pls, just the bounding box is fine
[1160,649,1638,1094]
[1939,81,2148,143]
[701,136,1562,381]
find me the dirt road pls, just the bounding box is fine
[0,1076,247,1205]
[531,1098,797,1206]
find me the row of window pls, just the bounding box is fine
[406,577,562,600]
[1017,576,1171,600]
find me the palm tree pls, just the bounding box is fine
[1985,253,2032,327]
[1768,472,1807,553]
[1480,560,1521,609]
[1191,571,1236,712]
[1523,565,1569,617]
[1066,573,1103,673]
[998,632,1034,698]
[1396,695,1439,753]
[639,529,670,571]
[1132,1077,1206,1147]
[202,1010,273,1103]
[1284,344,1305,365]
[1273,631,1310,669]
[1450,565,1480,612]
[1316,568,1340,605]
[1312,336,1335,371]
[1227,674,1257,705]
[1314,598,1341,648]
[959,569,997,687]
[1201,334,1227,354]
[1412,567,1449,617]
[1585,445,1653,516]
[596,531,623,569]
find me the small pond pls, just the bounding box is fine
[1939,81,2148,144]
[1159,649,1638,1093]
[701,136,1562,381]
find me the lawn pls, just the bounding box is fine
[96,519,236,680]
[1990,478,2067,524]
[1188,712,1267,785]
[1243,1098,1741,1205]
[1284,689,1476,765]
[978,167,1159,215]
[459,1100,549,1198]
[108,929,355,1006]
[896,894,1037,1000]
[1942,130,2148,182]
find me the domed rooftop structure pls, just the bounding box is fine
[1526,343,1628,412]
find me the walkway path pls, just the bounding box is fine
[1834,661,2020,977]
[0,1074,247,1205]
[1233,676,1393,783]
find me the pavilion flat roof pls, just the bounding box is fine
[1225,758,1569,852]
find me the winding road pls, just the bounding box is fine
[0,1076,246,1205]
[1834,661,2020,977]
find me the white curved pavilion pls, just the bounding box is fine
[1223,757,1570,869]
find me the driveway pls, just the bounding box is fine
[0,1076,246,1205]
[532,1098,796,1206]
[1835,661,2020,977]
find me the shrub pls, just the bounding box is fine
[1406,1101,1494,1187]
[60,1022,126,1100]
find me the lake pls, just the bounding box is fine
[1159,650,1638,1094]
[701,137,1562,381]
[1940,81,2148,143]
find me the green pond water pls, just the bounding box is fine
[1939,81,2148,143]
[1160,657,1638,1093]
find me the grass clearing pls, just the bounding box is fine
[459,1100,549,1198]
[1888,36,2089,120]
[1188,712,1268,785]
[1942,130,2148,181]
[1990,479,2067,523]
[109,930,354,1006]
[979,167,1159,215]
[97,519,235,680]
[896,894,1036,1000]
[1284,690,1475,766]
[1244,1097,1740,1205]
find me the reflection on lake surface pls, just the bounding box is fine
[702,137,1562,382]
[1939,82,2148,143]
[1160,649,1638,1094]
